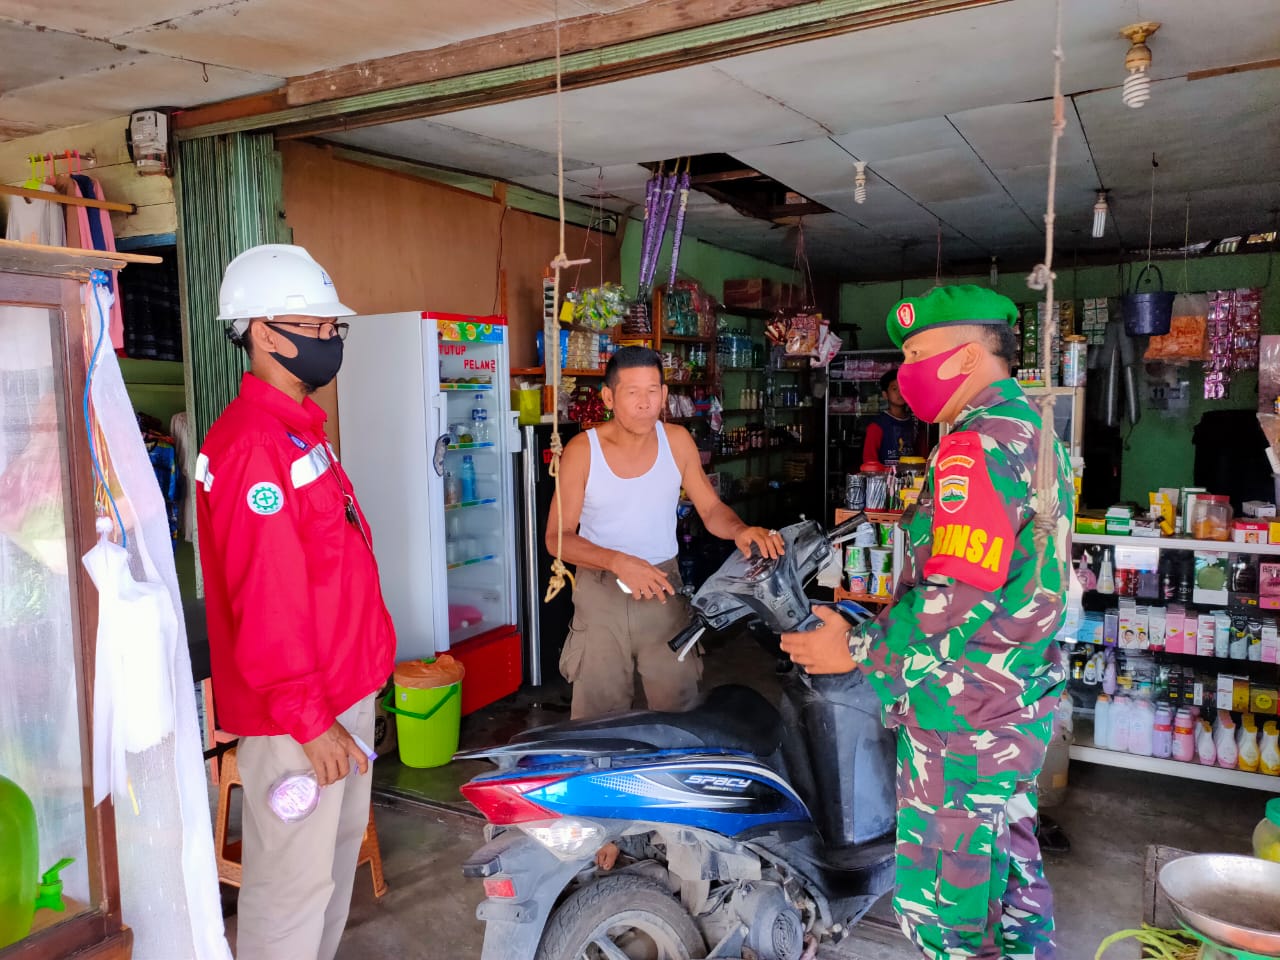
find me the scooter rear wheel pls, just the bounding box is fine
[535,874,706,960]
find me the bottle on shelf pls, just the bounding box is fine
[1172,708,1195,762]
[1238,714,1261,773]
[1129,699,1155,757]
[1094,694,1111,749]
[460,455,477,503]
[1195,719,1217,766]
[1152,703,1173,759]
[1097,549,1116,595]
[1260,722,1280,777]
[471,393,490,442]
[1110,696,1131,752]
[444,470,461,506]
[1214,711,1239,770]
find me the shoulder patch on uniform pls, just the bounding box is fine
[925,431,1015,590]
[246,482,285,515]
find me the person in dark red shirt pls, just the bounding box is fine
[197,245,396,960]
[862,367,928,466]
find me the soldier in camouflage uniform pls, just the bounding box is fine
[783,285,1072,960]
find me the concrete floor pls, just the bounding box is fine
[218,631,1270,958]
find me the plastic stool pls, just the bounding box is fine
[213,746,387,897]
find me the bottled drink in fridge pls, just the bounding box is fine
[460,455,477,503]
[471,394,490,442]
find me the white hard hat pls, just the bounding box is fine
[216,244,354,328]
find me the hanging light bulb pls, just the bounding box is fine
[854,160,868,204]
[1119,21,1161,109]
[1092,191,1109,238]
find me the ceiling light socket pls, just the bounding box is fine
[1092,191,1109,239]
[1120,21,1161,109]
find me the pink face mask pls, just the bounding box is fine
[896,343,972,423]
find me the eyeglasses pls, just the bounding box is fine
[265,320,350,341]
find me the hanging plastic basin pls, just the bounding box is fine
[383,657,465,768]
[1122,264,1175,336]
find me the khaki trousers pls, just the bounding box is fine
[560,561,702,719]
[234,694,376,960]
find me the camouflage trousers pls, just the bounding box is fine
[892,718,1056,960]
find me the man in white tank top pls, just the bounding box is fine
[547,347,783,719]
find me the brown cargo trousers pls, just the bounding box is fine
[560,560,702,719]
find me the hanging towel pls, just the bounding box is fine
[64,175,125,351]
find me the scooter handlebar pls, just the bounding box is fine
[668,618,707,655]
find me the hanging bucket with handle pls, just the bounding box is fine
[383,656,465,768]
[1122,263,1175,336]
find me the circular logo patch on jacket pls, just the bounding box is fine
[246,482,284,515]
[897,303,916,329]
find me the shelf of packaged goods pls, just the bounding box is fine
[835,508,904,525]
[667,379,711,388]
[447,554,497,571]
[562,368,607,377]
[1068,728,1280,792]
[711,449,769,465]
[722,407,805,416]
[510,366,545,377]
[442,382,494,391]
[561,322,618,337]
[1074,533,1278,557]
[721,366,764,374]
[716,304,774,320]
[445,498,498,512]
[446,442,496,451]
[834,587,890,606]
[662,334,714,344]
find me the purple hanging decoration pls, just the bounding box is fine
[637,169,658,294]
[667,167,691,289]
[638,167,663,297]
[643,170,678,294]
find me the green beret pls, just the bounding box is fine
[886,284,1019,348]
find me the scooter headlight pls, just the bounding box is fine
[518,818,607,860]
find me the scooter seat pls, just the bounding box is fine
[513,685,781,757]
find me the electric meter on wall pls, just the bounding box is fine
[128,110,170,176]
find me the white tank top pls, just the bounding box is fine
[580,425,682,564]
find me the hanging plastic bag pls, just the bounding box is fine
[1144,292,1209,362]
[0,393,67,574]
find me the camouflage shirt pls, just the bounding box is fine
[855,378,1072,732]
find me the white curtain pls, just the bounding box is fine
[82,279,230,960]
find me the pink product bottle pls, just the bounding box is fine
[1216,711,1239,770]
[1129,699,1155,757]
[1152,704,1173,759]
[1171,709,1196,763]
[1110,697,1131,753]
[1196,720,1217,766]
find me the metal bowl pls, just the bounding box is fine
[1158,854,1280,957]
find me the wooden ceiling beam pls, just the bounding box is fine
[286,1,820,108]
[175,0,1008,140]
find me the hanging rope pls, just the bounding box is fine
[1025,0,1066,590]
[544,0,591,603]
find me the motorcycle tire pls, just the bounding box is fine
[535,874,706,960]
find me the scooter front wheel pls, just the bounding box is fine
[536,874,706,960]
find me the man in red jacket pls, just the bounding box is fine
[196,244,396,960]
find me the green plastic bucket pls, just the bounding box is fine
[382,680,461,769]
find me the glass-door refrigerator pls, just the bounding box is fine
[337,312,521,714]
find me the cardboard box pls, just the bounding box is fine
[1244,501,1277,518]
[1214,612,1232,658]
[1193,551,1230,606]
[1104,611,1119,646]
[1262,623,1278,664]
[1076,513,1107,535]
[1251,683,1279,716]
[1232,520,1270,543]
[1106,505,1134,536]
[1118,600,1137,650]
[1148,606,1166,650]
[1270,520,1280,544]
[1234,677,1252,712]
[1217,673,1237,707]
[1197,616,1217,657]
[1164,607,1184,654]
[1261,562,1280,610]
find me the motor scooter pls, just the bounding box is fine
[458,513,897,960]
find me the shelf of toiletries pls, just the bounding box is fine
[1075,532,1278,557]
[1069,719,1279,792]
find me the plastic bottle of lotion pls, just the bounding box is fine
[1261,721,1280,777]
[1215,711,1239,770]
[1129,699,1155,756]
[1196,720,1217,766]
[1238,714,1261,773]
[1152,704,1173,759]
[1110,696,1131,753]
[1094,695,1111,750]
[1172,708,1195,762]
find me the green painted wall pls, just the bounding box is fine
[841,252,1280,504]
[619,223,796,301]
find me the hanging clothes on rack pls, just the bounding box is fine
[62,174,125,352]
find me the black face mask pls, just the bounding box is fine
[266,323,344,391]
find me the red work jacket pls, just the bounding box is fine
[196,373,396,743]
